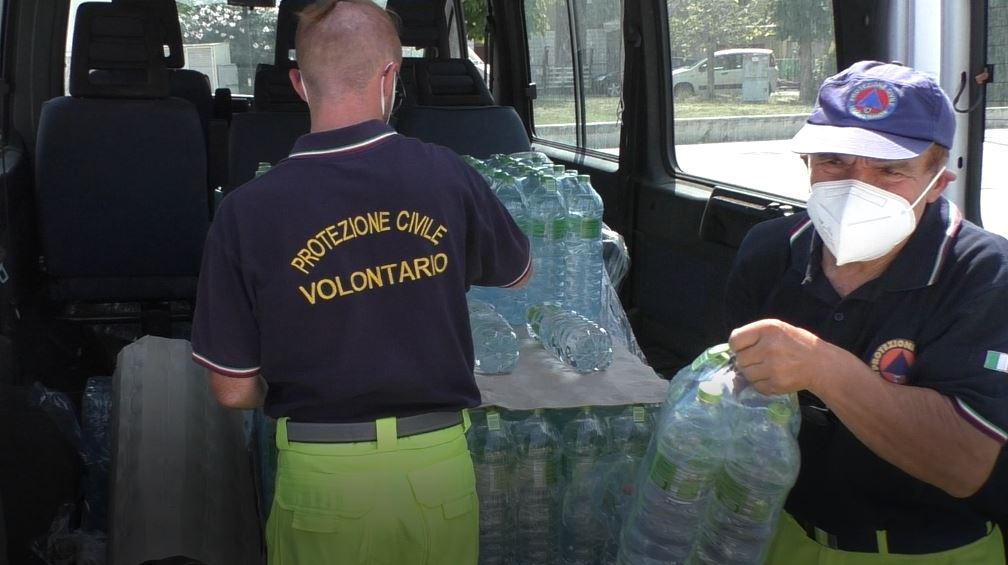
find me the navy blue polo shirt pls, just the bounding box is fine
[191,120,530,423]
[724,198,1008,544]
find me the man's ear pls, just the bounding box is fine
[928,169,957,203]
[289,68,308,103]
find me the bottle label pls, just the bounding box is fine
[580,218,603,239]
[487,412,502,431]
[717,472,773,523]
[649,455,703,501]
[632,406,646,423]
[531,219,546,238]
[549,220,566,240]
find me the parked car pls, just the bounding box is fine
[671,48,778,99]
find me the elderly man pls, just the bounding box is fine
[189,1,531,563]
[725,60,1008,563]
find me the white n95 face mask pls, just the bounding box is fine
[806,168,944,266]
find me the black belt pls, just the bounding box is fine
[799,518,992,554]
[285,411,463,444]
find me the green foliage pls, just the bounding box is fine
[771,0,832,43]
[667,0,774,60]
[177,1,277,92]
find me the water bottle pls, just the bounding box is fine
[687,403,800,565]
[557,168,580,204]
[526,177,567,310]
[81,376,113,532]
[485,172,531,325]
[565,174,605,321]
[511,150,552,166]
[468,298,519,375]
[514,409,563,565]
[560,407,609,565]
[736,386,801,438]
[609,405,655,460]
[469,409,516,565]
[618,381,730,565]
[527,304,613,373]
[254,161,272,177]
[656,344,732,431]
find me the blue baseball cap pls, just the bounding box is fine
[791,61,955,159]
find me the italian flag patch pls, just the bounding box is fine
[984,351,1008,373]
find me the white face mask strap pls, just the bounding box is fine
[379,62,394,118]
[909,167,946,209]
[299,72,310,106]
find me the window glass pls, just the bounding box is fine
[668,0,836,200]
[980,0,1008,236]
[67,1,278,95]
[576,0,623,154]
[177,1,278,96]
[526,0,576,145]
[525,0,623,155]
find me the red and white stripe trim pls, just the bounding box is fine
[954,397,1008,444]
[502,253,533,288]
[789,218,813,246]
[192,351,261,378]
[288,132,397,159]
[926,201,963,286]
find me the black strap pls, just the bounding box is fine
[286,411,464,443]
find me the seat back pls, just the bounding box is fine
[400,58,494,107]
[35,2,208,302]
[395,105,530,158]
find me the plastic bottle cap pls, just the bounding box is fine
[768,403,790,425]
[697,381,723,405]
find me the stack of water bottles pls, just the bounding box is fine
[617,345,801,565]
[528,303,613,373]
[466,404,658,565]
[463,152,615,374]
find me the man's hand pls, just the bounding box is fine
[729,318,838,395]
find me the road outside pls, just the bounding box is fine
[669,129,1008,237]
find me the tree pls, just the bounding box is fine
[772,0,833,103]
[177,1,277,93]
[462,0,551,43]
[667,0,774,99]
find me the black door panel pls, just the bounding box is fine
[627,180,802,377]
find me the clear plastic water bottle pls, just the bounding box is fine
[560,407,609,565]
[609,405,655,460]
[526,177,567,310]
[565,174,605,321]
[514,409,563,565]
[469,409,516,565]
[527,304,613,373]
[737,386,801,438]
[657,344,733,430]
[490,172,531,325]
[687,403,800,565]
[468,298,519,375]
[558,168,580,204]
[618,381,730,565]
[254,161,272,177]
[511,150,552,166]
[81,376,113,532]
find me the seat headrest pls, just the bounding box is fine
[401,58,493,106]
[274,0,311,68]
[69,3,169,98]
[115,0,185,68]
[253,67,307,112]
[387,0,444,50]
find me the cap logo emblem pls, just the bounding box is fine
[848,81,898,121]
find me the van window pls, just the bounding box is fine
[980,2,1008,237]
[668,0,836,201]
[525,0,624,156]
[176,1,278,96]
[66,1,278,95]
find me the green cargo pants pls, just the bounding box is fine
[265,413,478,565]
[766,512,1005,565]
